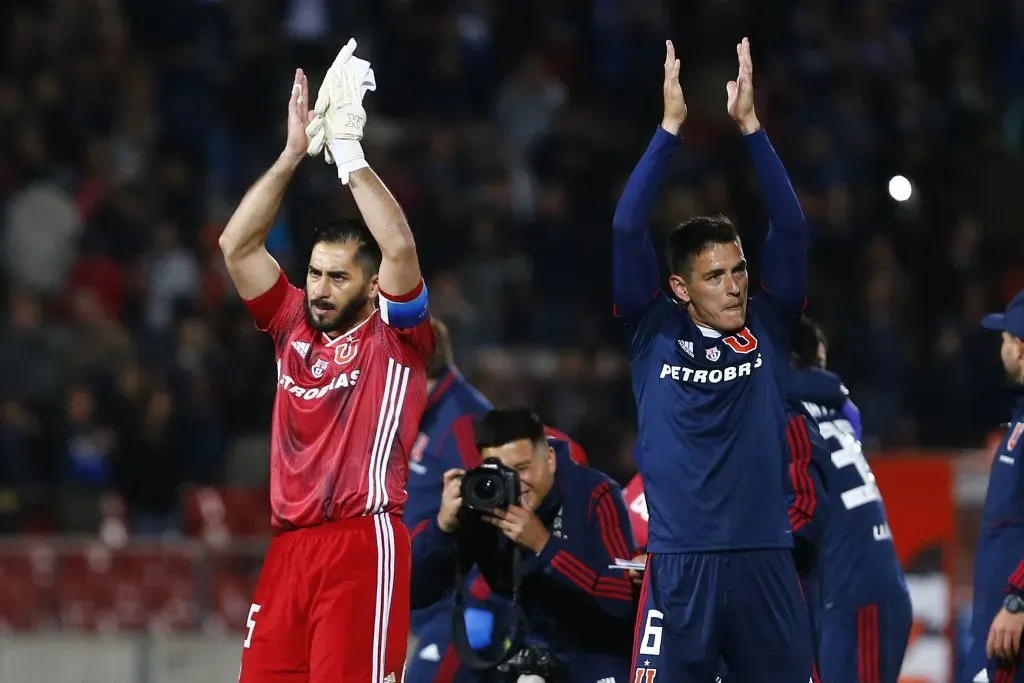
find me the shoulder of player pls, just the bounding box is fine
[622,292,683,329]
[561,459,618,498]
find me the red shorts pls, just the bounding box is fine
[239,514,410,683]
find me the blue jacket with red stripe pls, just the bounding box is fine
[975,391,1024,616]
[403,366,493,633]
[785,400,831,573]
[410,442,637,659]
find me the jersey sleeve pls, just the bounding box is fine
[532,479,637,620]
[242,270,305,339]
[409,518,460,609]
[623,474,649,551]
[379,279,429,329]
[439,416,483,470]
[612,128,677,319]
[378,280,435,364]
[1008,560,1024,596]
[745,129,808,311]
[787,412,830,551]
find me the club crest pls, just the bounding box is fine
[705,346,721,362]
[334,338,359,365]
[311,358,329,378]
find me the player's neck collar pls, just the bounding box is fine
[321,311,375,346]
[694,323,721,339]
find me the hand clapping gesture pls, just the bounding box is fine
[661,40,687,136]
[726,37,761,135]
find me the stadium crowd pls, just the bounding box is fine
[0,0,1023,537]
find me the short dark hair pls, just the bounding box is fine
[310,220,382,277]
[792,314,827,368]
[474,407,546,452]
[428,317,454,380]
[665,214,740,276]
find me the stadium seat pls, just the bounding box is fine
[180,486,272,543]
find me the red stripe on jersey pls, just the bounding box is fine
[787,415,816,533]
[592,484,631,560]
[1008,559,1024,591]
[452,416,482,469]
[379,278,424,303]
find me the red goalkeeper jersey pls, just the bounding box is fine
[244,271,434,529]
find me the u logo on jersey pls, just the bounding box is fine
[333,338,359,365]
[722,327,758,354]
[634,668,657,683]
[1008,422,1024,451]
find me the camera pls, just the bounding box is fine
[460,458,521,513]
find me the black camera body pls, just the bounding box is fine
[460,458,521,513]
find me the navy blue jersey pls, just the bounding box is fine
[403,366,493,529]
[790,367,907,607]
[613,127,808,553]
[410,442,637,659]
[785,403,831,562]
[975,392,1024,599]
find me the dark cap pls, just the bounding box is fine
[981,290,1024,339]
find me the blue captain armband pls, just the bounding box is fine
[378,280,429,329]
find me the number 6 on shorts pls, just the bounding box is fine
[639,609,664,656]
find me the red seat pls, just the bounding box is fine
[209,554,262,632]
[181,487,272,542]
[0,550,54,629]
[54,545,117,632]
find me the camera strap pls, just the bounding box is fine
[450,546,526,669]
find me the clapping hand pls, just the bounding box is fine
[726,37,760,135]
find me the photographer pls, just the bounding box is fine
[411,408,636,683]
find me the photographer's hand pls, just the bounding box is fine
[437,468,465,533]
[485,505,551,554]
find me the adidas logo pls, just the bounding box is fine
[291,341,310,358]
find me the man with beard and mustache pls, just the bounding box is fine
[964,291,1024,683]
[219,41,435,683]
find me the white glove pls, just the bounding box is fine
[304,38,377,184]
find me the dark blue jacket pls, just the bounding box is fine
[410,443,637,660]
[403,366,493,631]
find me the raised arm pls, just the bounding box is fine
[219,70,312,300]
[727,38,808,310]
[346,168,422,297]
[311,40,423,299]
[612,41,686,318]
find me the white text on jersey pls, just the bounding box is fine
[659,354,763,384]
[277,364,361,401]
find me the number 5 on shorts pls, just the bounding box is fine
[243,603,261,648]
[638,609,663,656]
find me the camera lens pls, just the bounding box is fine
[472,476,498,503]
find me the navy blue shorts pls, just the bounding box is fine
[818,591,913,683]
[632,549,813,683]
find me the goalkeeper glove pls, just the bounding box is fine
[304,38,377,185]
